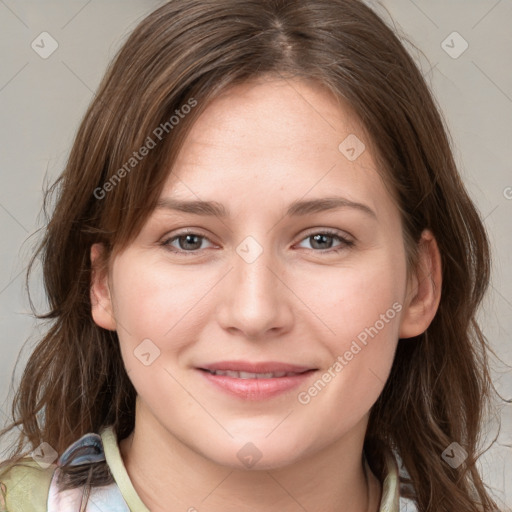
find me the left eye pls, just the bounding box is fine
[296,231,353,252]
[161,230,353,255]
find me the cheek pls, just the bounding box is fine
[301,251,406,416]
[108,255,202,372]
[331,287,401,391]
[110,254,210,334]
[305,250,406,349]
[109,255,207,407]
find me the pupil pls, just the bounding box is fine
[312,234,331,249]
[181,234,201,250]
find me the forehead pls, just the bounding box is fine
[178,76,363,156]
[161,77,394,220]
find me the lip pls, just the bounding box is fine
[199,360,314,374]
[197,360,317,400]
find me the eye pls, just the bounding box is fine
[161,230,214,255]
[296,229,354,253]
[160,228,354,256]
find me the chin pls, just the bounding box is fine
[197,433,313,471]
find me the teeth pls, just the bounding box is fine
[239,371,259,379]
[207,370,296,379]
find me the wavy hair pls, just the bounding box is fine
[0,1,501,510]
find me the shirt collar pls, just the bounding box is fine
[375,444,401,511]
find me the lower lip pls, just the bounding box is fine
[198,369,316,400]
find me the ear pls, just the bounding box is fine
[90,243,117,331]
[399,229,442,339]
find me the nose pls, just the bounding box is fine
[216,239,294,340]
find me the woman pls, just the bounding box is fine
[0,0,501,510]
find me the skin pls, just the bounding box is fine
[91,75,442,512]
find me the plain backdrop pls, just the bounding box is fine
[0,0,510,508]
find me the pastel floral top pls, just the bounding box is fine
[0,426,417,511]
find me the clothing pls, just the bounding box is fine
[0,426,416,511]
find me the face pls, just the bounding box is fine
[92,76,422,469]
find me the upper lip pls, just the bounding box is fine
[198,361,315,374]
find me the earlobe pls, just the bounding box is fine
[399,229,442,339]
[90,243,117,331]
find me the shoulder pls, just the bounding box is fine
[0,458,55,512]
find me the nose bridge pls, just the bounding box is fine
[217,234,291,337]
[234,234,279,305]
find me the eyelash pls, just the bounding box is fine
[160,228,354,256]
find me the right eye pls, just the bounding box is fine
[161,230,215,255]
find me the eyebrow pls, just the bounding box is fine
[155,196,376,219]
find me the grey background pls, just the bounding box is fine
[0,0,510,508]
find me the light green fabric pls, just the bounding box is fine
[100,426,150,511]
[378,446,401,511]
[0,458,54,511]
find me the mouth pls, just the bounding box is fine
[196,361,317,400]
[201,369,306,379]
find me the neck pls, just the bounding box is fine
[119,407,382,512]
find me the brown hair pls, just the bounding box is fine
[0,0,502,510]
